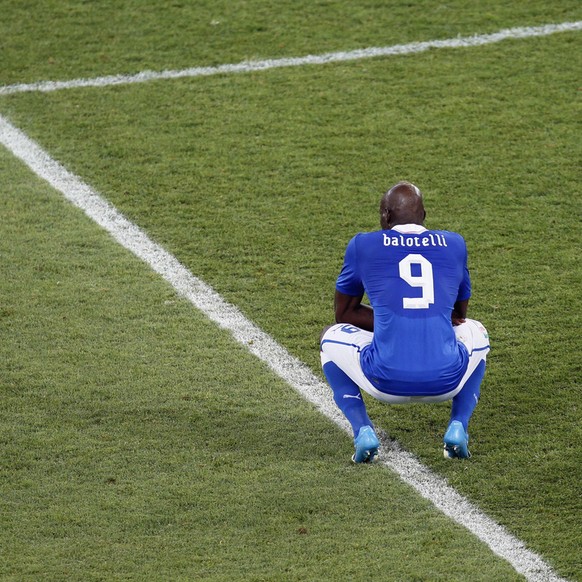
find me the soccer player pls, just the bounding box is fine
[320,181,490,462]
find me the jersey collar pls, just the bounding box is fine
[391,223,427,234]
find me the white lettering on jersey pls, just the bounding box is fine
[383,233,447,247]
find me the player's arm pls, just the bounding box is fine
[453,239,472,326]
[335,290,374,332]
[452,298,469,326]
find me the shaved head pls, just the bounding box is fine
[380,181,426,230]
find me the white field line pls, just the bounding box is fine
[0,114,569,582]
[0,21,580,96]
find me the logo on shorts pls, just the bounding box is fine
[477,323,489,338]
[340,324,360,334]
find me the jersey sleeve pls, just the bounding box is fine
[456,237,472,302]
[336,235,365,297]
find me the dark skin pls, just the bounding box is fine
[333,182,468,333]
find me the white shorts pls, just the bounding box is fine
[320,319,490,403]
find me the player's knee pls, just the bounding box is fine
[320,324,334,344]
[469,318,489,337]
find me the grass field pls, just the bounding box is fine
[1,1,581,580]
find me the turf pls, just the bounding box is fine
[1,0,581,85]
[1,1,581,580]
[0,149,522,580]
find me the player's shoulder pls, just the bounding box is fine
[348,230,379,245]
[343,231,383,259]
[353,230,387,250]
[432,229,467,247]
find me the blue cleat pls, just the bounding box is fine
[443,420,471,459]
[352,426,380,463]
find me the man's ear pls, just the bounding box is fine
[381,208,390,229]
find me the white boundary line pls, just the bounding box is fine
[0,21,580,95]
[0,113,568,582]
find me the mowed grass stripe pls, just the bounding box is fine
[0,113,568,582]
[0,21,580,96]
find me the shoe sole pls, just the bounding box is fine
[352,426,380,463]
[352,449,378,463]
[443,421,471,459]
[443,443,471,459]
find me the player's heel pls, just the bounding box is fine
[352,425,380,463]
[443,421,471,459]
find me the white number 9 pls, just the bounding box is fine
[399,254,435,309]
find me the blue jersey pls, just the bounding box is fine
[336,224,471,396]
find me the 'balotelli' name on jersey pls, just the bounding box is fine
[336,223,471,396]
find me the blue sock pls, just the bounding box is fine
[322,362,372,438]
[450,360,486,433]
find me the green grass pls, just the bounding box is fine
[1,1,581,580]
[0,150,522,581]
[1,0,580,85]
